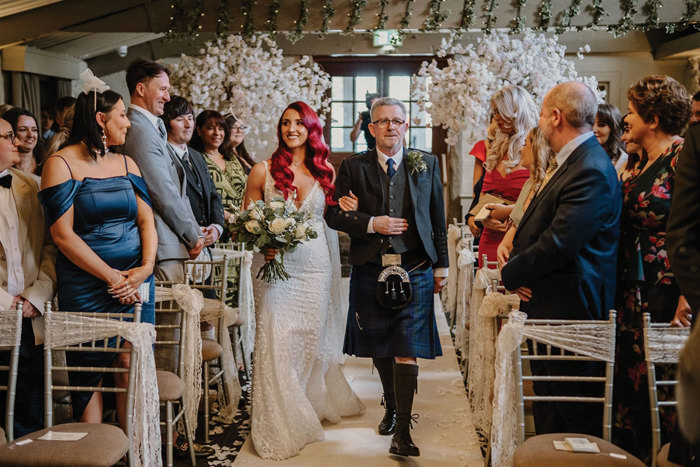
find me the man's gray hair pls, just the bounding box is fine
[547,81,598,130]
[370,97,407,121]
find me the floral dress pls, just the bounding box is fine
[612,139,682,463]
[204,154,248,304]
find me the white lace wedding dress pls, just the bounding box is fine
[250,163,365,460]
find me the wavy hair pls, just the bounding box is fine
[270,101,336,205]
[627,75,690,136]
[527,127,556,193]
[485,85,538,173]
[596,104,623,164]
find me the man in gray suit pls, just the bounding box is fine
[119,58,203,283]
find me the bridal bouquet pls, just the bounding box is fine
[228,196,317,282]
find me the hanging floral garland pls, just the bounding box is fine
[669,0,700,33]
[511,0,527,34]
[556,0,583,34]
[412,31,602,146]
[460,0,477,30]
[589,0,606,28]
[399,0,416,31]
[169,34,331,157]
[423,0,451,31]
[241,0,256,39]
[376,0,389,31]
[320,0,335,37]
[287,0,310,43]
[266,0,280,33]
[536,0,553,31]
[216,0,231,38]
[345,0,368,34]
[609,0,638,36]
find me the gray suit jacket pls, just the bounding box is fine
[119,108,200,261]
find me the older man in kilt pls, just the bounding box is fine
[325,97,448,457]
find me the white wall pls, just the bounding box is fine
[99,70,129,105]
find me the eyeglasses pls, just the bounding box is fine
[0,131,16,143]
[232,125,249,134]
[371,119,405,128]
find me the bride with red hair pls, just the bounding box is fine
[243,102,365,460]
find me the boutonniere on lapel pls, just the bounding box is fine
[406,150,427,175]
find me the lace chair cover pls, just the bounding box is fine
[0,307,22,347]
[210,247,256,367]
[444,225,462,313]
[454,239,476,364]
[154,284,204,439]
[490,311,616,467]
[44,312,161,467]
[644,326,690,363]
[467,267,514,433]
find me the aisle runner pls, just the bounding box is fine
[234,296,483,466]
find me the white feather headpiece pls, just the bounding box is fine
[79,68,110,110]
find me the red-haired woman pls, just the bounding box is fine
[243,102,365,460]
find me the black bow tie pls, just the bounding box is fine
[0,173,11,189]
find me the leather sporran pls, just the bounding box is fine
[376,265,412,310]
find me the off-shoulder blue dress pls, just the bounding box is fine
[38,156,155,420]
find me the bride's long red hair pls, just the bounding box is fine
[269,101,336,205]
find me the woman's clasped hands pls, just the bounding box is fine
[107,261,154,305]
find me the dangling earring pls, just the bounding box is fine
[101,129,109,155]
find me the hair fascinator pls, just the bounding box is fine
[79,68,110,110]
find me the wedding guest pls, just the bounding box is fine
[0,117,56,438]
[350,92,379,149]
[39,87,156,429]
[612,75,691,463]
[222,112,256,173]
[40,107,56,141]
[3,108,39,174]
[53,96,76,132]
[0,104,13,117]
[594,104,627,174]
[620,113,644,182]
[496,126,555,267]
[501,81,621,436]
[477,85,537,267]
[690,91,700,125]
[465,117,497,239]
[191,110,247,223]
[42,105,75,175]
[668,112,700,449]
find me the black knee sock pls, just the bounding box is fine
[394,363,419,430]
[373,357,395,406]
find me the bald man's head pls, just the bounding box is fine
[545,81,598,130]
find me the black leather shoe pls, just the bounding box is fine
[174,434,215,458]
[378,406,396,435]
[389,427,420,457]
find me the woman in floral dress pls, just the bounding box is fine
[612,75,692,464]
[190,110,247,303]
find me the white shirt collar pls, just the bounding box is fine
[376,146,404,172]
[554,131,594,169]
[129,104,160,131]
[0,169,8,178]
[168,142,187,159]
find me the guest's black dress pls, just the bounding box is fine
[39,155,155,420]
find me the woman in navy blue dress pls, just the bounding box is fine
[39,88,157,429]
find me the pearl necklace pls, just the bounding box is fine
[292,161,303,167]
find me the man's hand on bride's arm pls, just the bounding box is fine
[372,216,408,236]
[338,190,359,211]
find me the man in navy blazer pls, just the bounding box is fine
[502,81,621,435]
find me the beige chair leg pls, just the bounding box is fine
[204,360,210,444]
[166,401,174,467]
[181,400,196,466]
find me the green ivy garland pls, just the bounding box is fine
[511,0,527,34]
[460,0,477,30]
[483,0,498,34]
[345,0,368,34]
[423,0,451,31]
[241,0,256,39]
[165,0,187,40]
[669,0,700,33]
[320,0,335,37]
[536,0,552,31]
[588,0,606,28]
[266,0,280,33]
[376,0,389,31]
[216,0,231,38]
[556,0,583,34]
[400,0,416,31]
[287,0,309,43]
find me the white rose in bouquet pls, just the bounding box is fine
[245,219,261,233]
[269,200,285,210]
[294,224,307,240]
[285,218,296,228]
[249,208,263,221]
[269,218,288,234]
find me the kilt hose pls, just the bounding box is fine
[344,262,442,359]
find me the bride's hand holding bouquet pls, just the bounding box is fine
[228,194,317,282]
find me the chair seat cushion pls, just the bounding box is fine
[0,423,128,466]
[513,433,645,467]
[157,369,185,401]
[656,442,683,467]
[0,426,5,445]
[201,338,222,361]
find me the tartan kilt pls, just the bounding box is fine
[344,262,443,359]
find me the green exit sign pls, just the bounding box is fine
[373,30,403,48]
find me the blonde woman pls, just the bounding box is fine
[478,85,538,267]
[496,127,555,267]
